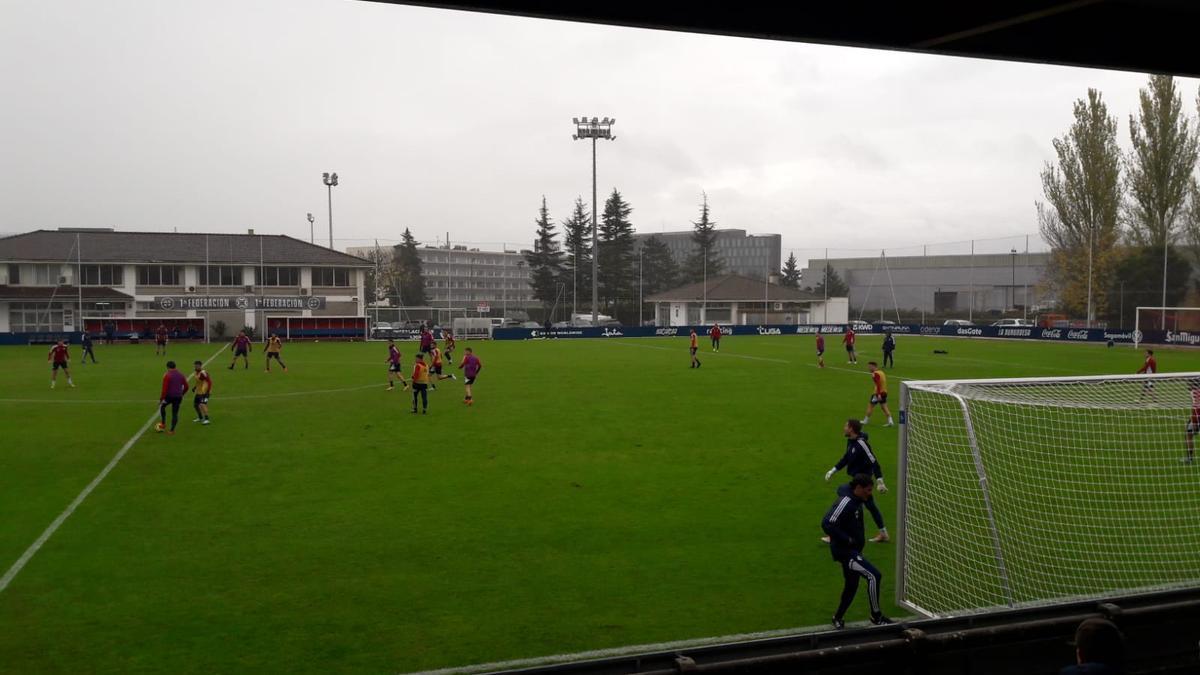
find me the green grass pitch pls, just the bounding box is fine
[1,335,1199,673]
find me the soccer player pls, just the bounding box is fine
[1186,378,1200,465]
[419,325,435,356]
[843,326,857,365]
[158,361,189,435]
[709,323,722,352]
[429,345,457,388]
[386,339,408,391]
[881,330,895,369]
[863,362,894,426]
[443,328,456,363]
[458,346,482,405]
[265,333,287,372]
[155,323,169,355]
[823,418,889,543]
[411,353,430,414]
[48,340,75,388]
[191,360,212,425]
[816,330,825,369]
[80,331,98,364]
[822,473,892,629]
[689,328,701,368]
[229,330,252,370]
[1137,348,1157,402]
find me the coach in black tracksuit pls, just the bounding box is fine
[822,473,892,629]
[824,419,889,542]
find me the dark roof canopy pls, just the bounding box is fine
[0,285,133,301]
[377,1,1200,77]
[0,230,371,266]
[647,274,821,303]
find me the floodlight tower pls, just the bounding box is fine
[572,116,615,325]
[322,172,339,249]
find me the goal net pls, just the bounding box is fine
[897,373,1200,617]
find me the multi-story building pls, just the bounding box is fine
[0,228,371,340]
[631,229,782,280]
[348,243,536,316]
[798,251,1053,318]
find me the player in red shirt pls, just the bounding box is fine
[863,362,894,426]
[843,327,857,365]
[229,330,252,370]
[709,323,722,352]
[158,360,190,435]
[816,329,826,369]
[689,328,701,368]
[47,340,75,389]
[155,323,169,356]
[1186,379,1200,465]
[443,329,456,363]
[385,339,408,391]
[1137,349,1158,402]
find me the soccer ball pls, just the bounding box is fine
[154,422,165,433]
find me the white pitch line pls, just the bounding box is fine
[0,343,230,595]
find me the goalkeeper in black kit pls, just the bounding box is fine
[822,474,893,629]
[822,418,889,543]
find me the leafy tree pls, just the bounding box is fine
[559,196,592,314]
[1037,88,1122,322]
[598,188,635,312]
[780,253,802,288]
[638,235,679,295]
[682,192,723,283]
[1104,245,1192,325]
[523,197,564,313]
[811,264,849,297]
[1124,75,1199,248]
[393,228,427,306]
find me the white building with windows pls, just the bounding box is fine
[348,243,536,316]
[0,228,371,339]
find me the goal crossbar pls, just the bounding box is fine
[1134,306,1200,347]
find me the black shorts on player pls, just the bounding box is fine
[817,349,825,356]
[234,348,248,357]
[52,362,68,370]
[388,362,402,373]
[465,377,476,385]
[690,347,698,356]
[870,393,888,405]
[431,364,443,376]
[267,353,282,361]
[1188,421,1198,437]
[194,394,210,405]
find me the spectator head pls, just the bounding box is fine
[1072,618,1125,667]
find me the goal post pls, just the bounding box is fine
[897,372,1200,618]
[1134,306,1200,347]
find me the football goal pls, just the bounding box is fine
[897,373,1200,618]
[1134,306,1200,348]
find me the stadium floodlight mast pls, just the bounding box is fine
[306,213,315,245]
[322,172,339,250]
[572,116,615,325]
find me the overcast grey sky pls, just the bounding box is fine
[3,0,1198,262]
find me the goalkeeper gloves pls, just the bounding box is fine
[824,468,836,481]
[875,478,888,493]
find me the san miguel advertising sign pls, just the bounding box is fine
[153,296,327,311]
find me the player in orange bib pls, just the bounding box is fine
[689,328,701,368]
[862,362,894,427]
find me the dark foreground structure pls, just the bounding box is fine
[497,588,1198,674]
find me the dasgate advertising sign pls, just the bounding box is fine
[490,323,1187,345]
[154,295,327,311]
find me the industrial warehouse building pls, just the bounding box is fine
[0,229,371,342]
